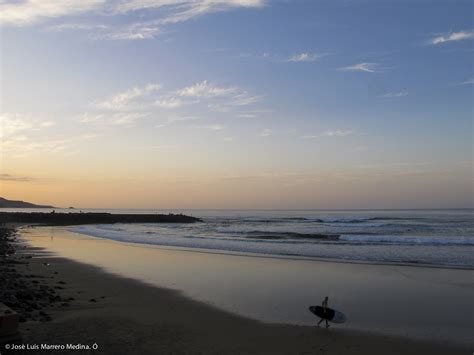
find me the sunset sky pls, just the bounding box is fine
[0,0,472,209]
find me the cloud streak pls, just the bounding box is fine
[323,129,353,137]
[95,83,162,110]
[1,0,265,41]
[82,79,264,131]
[0,112,54,138]
[0,173,35,182]
[380,91,408,98]
[288,53,322,62]
[429,30,474,45]
[0,112,86,157]
[301,129,354,139]
[114,0,264,18]
[458,78,474,85]
[155,97,186,109]
[338,62,378,73]
[0,0,105,26]
[177,80,238,98]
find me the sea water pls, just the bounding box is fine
[57,209,474,269]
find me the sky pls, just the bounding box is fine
[0,0,473,209]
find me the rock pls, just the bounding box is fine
[15,290,33,300]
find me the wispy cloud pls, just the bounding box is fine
[239,52,274,60]
[2,138,74,157]
[191,123,225,131]
[48,23,108,32]
[155,97,185,109]
[301,129,354,139]
[207,124,224,131]
[79,113,105,123]
[0,173,35,182]
[109,112,149,126]
[100,22,161,40]
[80,133,103,140]
[338,62,378,73]
[239,51,327,63]
[324,129,353,137]
[0,113,32,137]
[3,0,265,40]
[288,53,322,62]
[114,0,265,21]
[458,78,474,85]
[167,115,199,123]
[79,112,149,127]
[228,94,263,106]
[177,80,237,98]
[0,112,80,157]
[105,0,264,40]
[83,80,264,132]
[152,114,197,128]
[175,80,263,110]
[380,91,408,98]
[95,83,161,110]
[429,30,474,45]
[261,128,272,137]
[0,112,54,138]
[0,0,105,26]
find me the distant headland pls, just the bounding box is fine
[0,197,55,209]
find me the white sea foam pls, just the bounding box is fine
[68,209,474,269]
[339,234,474,245]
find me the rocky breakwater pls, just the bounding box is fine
[0,212,201,226]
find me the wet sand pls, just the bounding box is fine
[2,226,471,354]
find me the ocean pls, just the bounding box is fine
[16,209,474,343]
[12,208,470,269]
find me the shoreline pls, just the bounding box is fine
[2,225,471,354]
[64,227,474,271]
[19,226,474,342]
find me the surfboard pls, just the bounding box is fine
[309,306,347,323]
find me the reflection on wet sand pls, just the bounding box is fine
[21,226,474,345]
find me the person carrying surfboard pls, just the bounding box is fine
[309,298,346,327]
[317,296,330,328]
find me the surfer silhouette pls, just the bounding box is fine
[309,297,346,327]
[317,296,330,328]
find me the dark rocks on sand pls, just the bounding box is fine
[0,226,67,323]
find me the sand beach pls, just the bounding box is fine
[1,224,471,354]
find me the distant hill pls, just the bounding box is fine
[0,197,55,208]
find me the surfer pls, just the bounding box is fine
[317,296,330,328]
